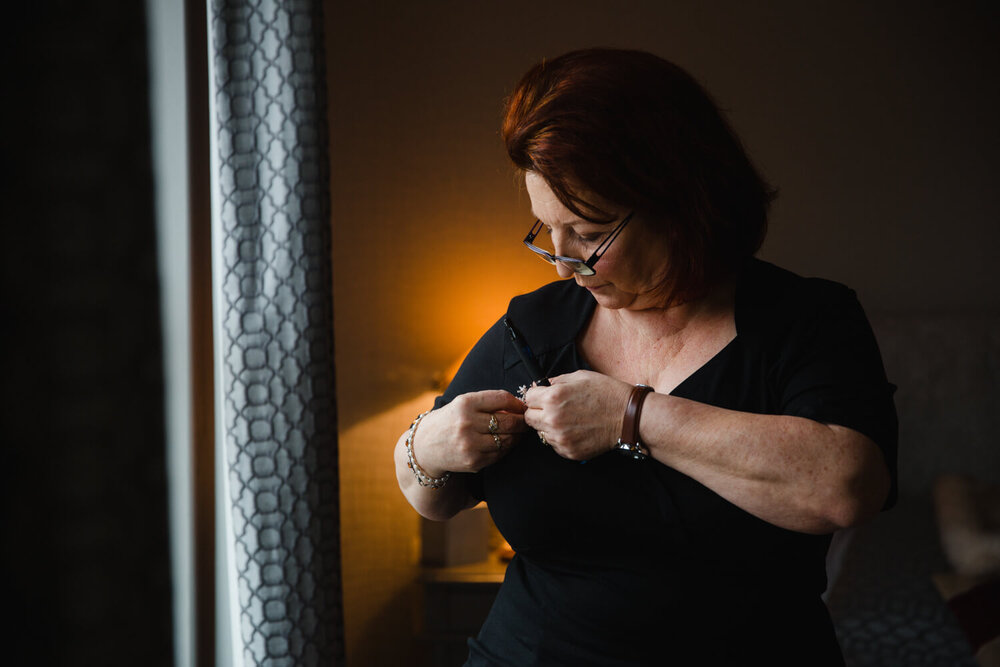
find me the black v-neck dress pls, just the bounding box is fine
[433,259,897,666]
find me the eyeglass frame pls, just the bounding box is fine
[523,211,634,276]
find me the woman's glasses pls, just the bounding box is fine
[522,212,633,276]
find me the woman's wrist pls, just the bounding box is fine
[614,384,654,459]
[405,410,451,488]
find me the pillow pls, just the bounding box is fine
[933,473,1000,666]
[933,573,1000,667]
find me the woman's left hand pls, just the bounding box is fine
[522,370,634,461]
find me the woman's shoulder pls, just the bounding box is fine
[737,258,871,346]
[509,278,590,308]
[740,258,860,318]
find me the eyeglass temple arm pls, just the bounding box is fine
[525,219,544,242]
[584,212,633,265]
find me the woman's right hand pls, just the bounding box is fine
[410,390,529,477]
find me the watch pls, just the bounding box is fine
[615,384,654,460]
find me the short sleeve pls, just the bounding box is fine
[774,282,898,507]
[430,317,509,501]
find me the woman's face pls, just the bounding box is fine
[525,172,671,311]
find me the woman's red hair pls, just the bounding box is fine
[502,48,774,305]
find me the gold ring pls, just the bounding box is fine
[488,413,499,435]
[492,433,502,450]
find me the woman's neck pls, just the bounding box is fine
[603,279,736,342]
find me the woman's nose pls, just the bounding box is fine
[549,234,576,277]
[554,260,575,278]
[550,231,575,259]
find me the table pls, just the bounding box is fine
[420,556,508,666]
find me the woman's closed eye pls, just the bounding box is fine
[545,226,603,245]
[572,229,606,246]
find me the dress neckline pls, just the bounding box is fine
[570,266,745,396]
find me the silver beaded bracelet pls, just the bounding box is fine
[405,409,451,489]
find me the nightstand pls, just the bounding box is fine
[420,556,508,666]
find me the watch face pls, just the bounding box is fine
[616,441,648,461]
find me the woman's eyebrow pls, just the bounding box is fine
[530,210,589,227]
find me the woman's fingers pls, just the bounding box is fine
[478,411,528,456]
[451,392,528,435]
[485,411,530,435]
[520,371,633,460]
[461,388,528,415]
[419,390,529,471]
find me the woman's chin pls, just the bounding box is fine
[587,288,633,310]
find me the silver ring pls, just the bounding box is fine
[492,432,502,450]
[488,413,499,435]
[538,431,550,446]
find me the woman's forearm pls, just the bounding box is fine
[641,393,891,534]
[394,429,475,521]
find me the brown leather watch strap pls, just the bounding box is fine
[620,384,654,447]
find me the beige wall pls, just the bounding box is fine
[325,2,999,665]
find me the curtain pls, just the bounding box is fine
[206,1,345,665]
[4,2,174,666]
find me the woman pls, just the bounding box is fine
[394,48,896,666]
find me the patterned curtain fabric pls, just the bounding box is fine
[206,1,345,664]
